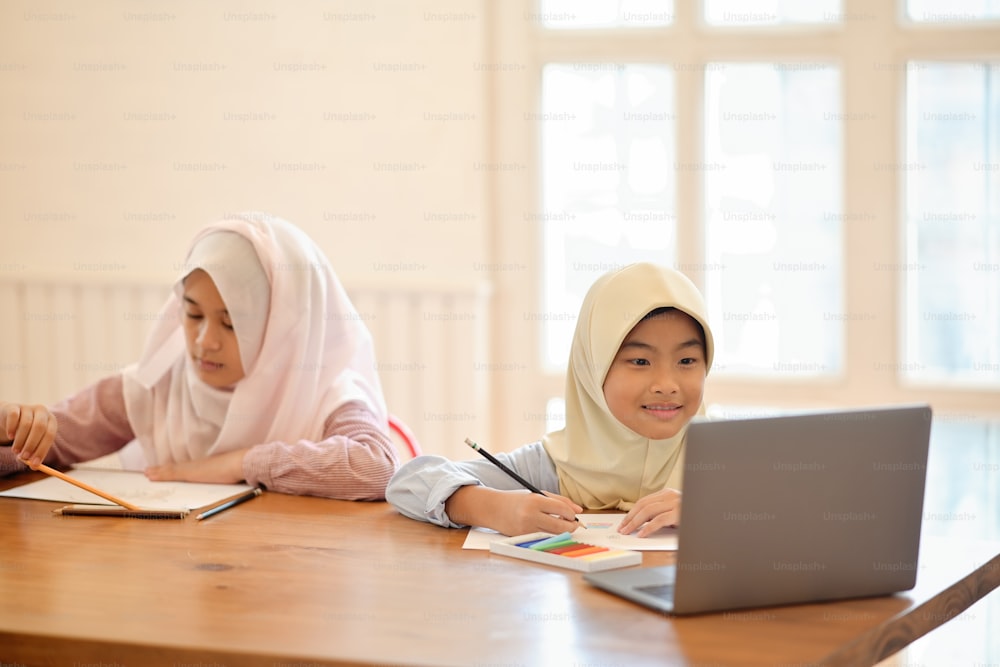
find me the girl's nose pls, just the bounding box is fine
[196,322,222,350]
[651,369,680,394]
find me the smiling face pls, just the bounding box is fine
[181,269,245,388]
[601,308,707,440]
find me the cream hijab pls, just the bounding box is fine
[541,263,714,510]
[120,213,387,467]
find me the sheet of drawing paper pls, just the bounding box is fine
[0,469,254,510]
[462,513,678,551]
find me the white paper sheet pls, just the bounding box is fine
[0,468,254,511]
[461,513,678,551]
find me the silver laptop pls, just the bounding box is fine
[584,404,932,615]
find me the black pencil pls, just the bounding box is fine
[195,487,262,521]
[465,437,544,494]
[464,437,579,522]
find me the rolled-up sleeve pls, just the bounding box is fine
[241,400,398,500]
[385,441,559,527]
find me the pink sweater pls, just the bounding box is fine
[0,375,399,500]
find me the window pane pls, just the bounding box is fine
[921,416,1000,541]
[904,62,1000,387]
[704,0,842,26]
[906,0,1000,22]
[545,397,567,433]
[540,64,677,369]
[704,63,843,377]
[537,0,674,29]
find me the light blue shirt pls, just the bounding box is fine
[385,441,559,528]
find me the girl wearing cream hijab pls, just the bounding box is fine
[1,213,398,500]
[386,262,713,537]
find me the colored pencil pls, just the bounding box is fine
[53,505,188,519]
[196,487,262,521]
[36,464,142,511]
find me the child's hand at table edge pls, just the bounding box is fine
[446,485,582,537]
[145,447,251,485]
[618,488,681,538]
[1,402,57,469]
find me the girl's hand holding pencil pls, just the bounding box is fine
[499,488,583,536]
[446,485,583,537]
[445,438,582,536]
[1,402,57,469]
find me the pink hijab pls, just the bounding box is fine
[120,212,387,466]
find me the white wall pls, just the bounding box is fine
[2,1,489,286]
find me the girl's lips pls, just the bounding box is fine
[643,404,683,421]
[197,359,222,372]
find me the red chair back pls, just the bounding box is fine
[388,415,421,458]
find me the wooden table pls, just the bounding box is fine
[1,472,998,667]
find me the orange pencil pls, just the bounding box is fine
[35,464,142,511]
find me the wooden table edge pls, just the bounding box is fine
[817,549,1000,666]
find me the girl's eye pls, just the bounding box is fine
[679,357,698,366]
[185,312,203,320]
[630,358,650,367]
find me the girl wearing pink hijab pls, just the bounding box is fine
[0,213,398,500]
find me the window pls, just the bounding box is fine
[541,64,676,369]
[543,61,847,378]
[537,0,674,29]
[906,0,1000,23]
[704,63,842,377]
[703,0,842,26]
[904,62,1000,387]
